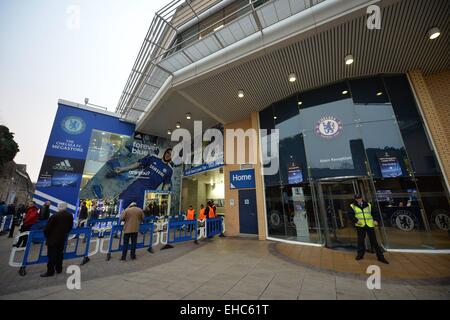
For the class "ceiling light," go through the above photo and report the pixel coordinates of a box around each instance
[238,90,244,98]
[273,116,277,120]
[345,54,354,65]
[376,92,383,96]
[213,25,224,32]
[176,122,181,129]
[342,90,348,95]
[298,101,303,106]
[167,129,172,135]
[428,27,441,40]
[186,113,191,120]
[289,73,297,82]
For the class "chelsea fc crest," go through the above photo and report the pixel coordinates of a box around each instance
[61,116,86,135]
[316,116,343,139]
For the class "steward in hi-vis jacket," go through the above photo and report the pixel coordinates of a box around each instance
[350,194,389,264]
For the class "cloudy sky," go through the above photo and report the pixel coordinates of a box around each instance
[0,0,170,181]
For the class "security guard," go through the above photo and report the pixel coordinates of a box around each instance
[198,204,206,220]
[186,205,195,221]
[350,194,389,264]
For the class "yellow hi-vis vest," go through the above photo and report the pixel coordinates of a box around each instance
[350,203,374,228]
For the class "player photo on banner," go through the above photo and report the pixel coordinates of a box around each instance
[79,131,182,211]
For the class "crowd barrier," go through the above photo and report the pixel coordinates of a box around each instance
[0,215,14,233]
[9,227,94,276]
[106,223,157,260]
[7,215,225,276]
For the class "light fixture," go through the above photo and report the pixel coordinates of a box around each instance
[298,101,303,106]
[342,90,348,95]
[376,91,383,96]
[213,24,224,32]
[167,129,172,135]
[186,113,191,120]
[238,90,244,98]
[345,54,354,65]
[289,73,297,82]
[428,27,441,40]
[176,122,181,129]
[273,116,277,120]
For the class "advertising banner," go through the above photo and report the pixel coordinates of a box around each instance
[34,102,182,215]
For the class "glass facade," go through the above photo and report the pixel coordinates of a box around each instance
[259,75,450,250]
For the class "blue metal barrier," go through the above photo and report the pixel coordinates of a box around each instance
[106,223,155,260]
[0,215,14,232]
[87,217,120,238]
[10,227,92,276]
[167,220,197,244]
[206,218,223,237]
[31,220,47,231]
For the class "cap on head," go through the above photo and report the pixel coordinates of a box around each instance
[58,202,68,211]
[354,194,363,200]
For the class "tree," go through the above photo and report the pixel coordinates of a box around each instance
[0,125,19,167]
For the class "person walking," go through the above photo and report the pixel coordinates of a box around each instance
[39,201,51,221]
[15,201,39,248]
[350,194,389,264]
[41,203,74,277]
[120,202,144,261]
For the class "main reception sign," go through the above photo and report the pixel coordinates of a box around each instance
[230,169,256,189]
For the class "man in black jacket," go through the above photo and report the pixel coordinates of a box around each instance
[41,202,74,277]
[39,201,51,221]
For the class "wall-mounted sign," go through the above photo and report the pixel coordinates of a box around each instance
[230,169,256,189]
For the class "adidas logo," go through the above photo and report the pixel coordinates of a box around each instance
[53,160,74,172]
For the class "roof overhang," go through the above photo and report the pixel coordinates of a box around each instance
[124,0,449,137]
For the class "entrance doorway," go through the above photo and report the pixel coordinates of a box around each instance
[316,177,378,250]
[239,189,258,234]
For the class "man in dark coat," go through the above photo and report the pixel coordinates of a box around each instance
[41,202,74,277]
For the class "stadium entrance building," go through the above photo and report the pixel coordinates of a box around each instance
[39,0,450,251]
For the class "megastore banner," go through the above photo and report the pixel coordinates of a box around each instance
[34,103,182,215]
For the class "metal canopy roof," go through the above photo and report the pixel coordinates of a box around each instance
[116,0,327,123]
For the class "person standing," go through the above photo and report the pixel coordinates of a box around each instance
[15,201,39,248]
[77,201,88,227]
[7,203,17,238]
[198,204,206,221]
[120,202,144,261]
[41,202,73,277]
[186,205,195,221]
[350,194,389,264]
[39,201,51,221]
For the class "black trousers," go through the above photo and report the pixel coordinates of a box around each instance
[47,243,65,275]
[121,233,138,260]
[356,226,384,259]
[16,225,32,247]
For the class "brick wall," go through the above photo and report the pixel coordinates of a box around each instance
[408,70,450,185]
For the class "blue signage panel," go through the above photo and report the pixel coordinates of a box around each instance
[34,103,135,214]
[230,169,256,189]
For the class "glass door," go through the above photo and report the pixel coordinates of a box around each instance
[317,177,375,249]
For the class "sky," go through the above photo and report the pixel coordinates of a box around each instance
[0,0,170,182]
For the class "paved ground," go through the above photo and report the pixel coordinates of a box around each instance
[0,234,449,300]
[275,242,450,282]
